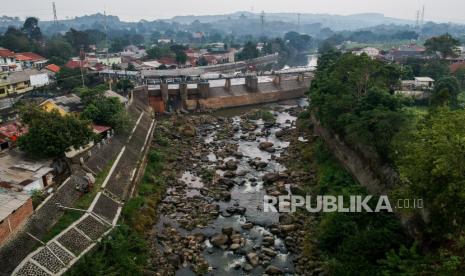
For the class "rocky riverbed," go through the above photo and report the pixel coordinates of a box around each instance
[149,99,323,275]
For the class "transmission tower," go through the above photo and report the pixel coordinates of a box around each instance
[421,5,425,26]
[260,11,265,35]
[415,9,420,29]
[297,13,301,32]
[52,2,58,31]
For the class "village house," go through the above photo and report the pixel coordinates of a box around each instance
[40,94,84,116]
[414,77,434,89]
[0,48,22,72]
[0,149,54,193]
[0,69,50,98]
[352,47,381,59]
[0,189,33,245]
[388,44,426,60]
[14,52,47,69]
[121,45,147,60]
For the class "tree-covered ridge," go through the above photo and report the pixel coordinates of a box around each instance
[309,49,465,274]
[310,52,408,159]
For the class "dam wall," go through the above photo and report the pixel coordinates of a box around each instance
[146,74,311,113]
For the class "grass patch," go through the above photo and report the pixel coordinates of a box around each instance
[42,160,114,242]
[248,109,276,123]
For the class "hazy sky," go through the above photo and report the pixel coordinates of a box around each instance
[2,0,465,23]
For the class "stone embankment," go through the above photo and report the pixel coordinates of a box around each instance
[9,92,155,276]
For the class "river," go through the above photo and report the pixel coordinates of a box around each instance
[152,98,310,275]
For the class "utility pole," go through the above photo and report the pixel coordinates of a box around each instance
[79,47,86,87]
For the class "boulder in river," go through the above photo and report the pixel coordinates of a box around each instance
[265,265,284,275]
[247,252,260,267]
[225,159,238,170]
[263,172,280,184]
[259,141,274,151]
[211,234,229,247]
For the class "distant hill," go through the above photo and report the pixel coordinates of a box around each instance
[170,11,414,30]
[1,12,464,40]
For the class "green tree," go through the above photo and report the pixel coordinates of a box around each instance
[22,17,42,41]
[396,108,465,239]
[0,27,35,52]
[44,36,73,65]
[175,51,187,65]
[56,68,85,91]
[237,41,259,60]
[18,107,94,158]
[79,86,130,133]
[310,52,408,160]
[454,67,465,89]
[116,79,134,93]
[430,76,460,108]
[126,63,136,71]
[424,33,460,58]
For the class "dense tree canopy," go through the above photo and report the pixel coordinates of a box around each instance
[310,52,407,159]
[424,33,460,58]
[430,77,461,108]
[79,86,130,132]
[396,108,465,238]
[18,107,94,158]
[237,41,259,60]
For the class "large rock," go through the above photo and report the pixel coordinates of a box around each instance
[247,252,260,267]
[259,141,274,150]
[265,265,284,275]
[263,172,280,184]
[262,247,277,257]
[225,159,238,170]
[222,227,233,236]
[180,124,196,137]
[211,234,229,247]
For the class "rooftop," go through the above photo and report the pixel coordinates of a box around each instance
[415,77,435,82]
[45,64,61,73]
[0,188,30,222]
[0,149,53,190]
[0,48,15,58]
[16,52,47,62]
[43,94,84,113]
[104,90,128,104]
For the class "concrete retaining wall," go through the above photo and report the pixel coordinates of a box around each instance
[189,88,306,110]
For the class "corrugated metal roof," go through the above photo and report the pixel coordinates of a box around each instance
[0,189,30,221]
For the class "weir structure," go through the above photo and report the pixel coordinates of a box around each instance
[141,72,313,113]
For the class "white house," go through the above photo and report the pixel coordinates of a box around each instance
[414,77,434,89]
[0,48,22,72]
[352,47,381,59]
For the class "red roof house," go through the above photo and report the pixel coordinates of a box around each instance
[45,64,61,73]
[450,62,465,74]
[0,48,15,58]
[65,60,89,69]
[16,52,46,62]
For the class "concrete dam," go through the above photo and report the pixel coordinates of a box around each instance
[139,73,312,113]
